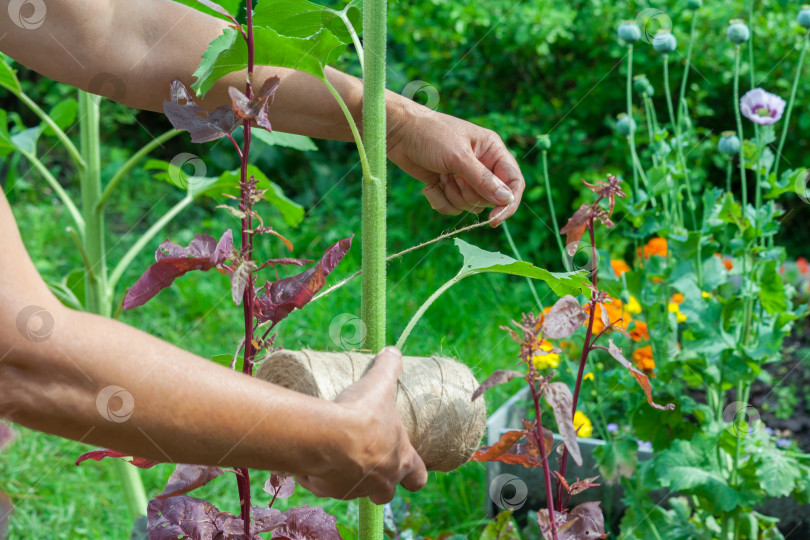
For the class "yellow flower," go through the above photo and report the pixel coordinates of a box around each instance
[532,339,560,370]
[701,291,712,299]
[626,295,642,315]
[583,372,594,381]
[573,411,593,438]
[667,302,687,323]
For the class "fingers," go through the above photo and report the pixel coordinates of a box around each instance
[336,346,403,405]
[450,151,515,208]
[399,450,428,493]
[423,183,462,215]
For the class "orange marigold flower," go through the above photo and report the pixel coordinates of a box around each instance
[652,277,664,284]
[714,253,733,270]
[632,345,655,373]
[798,257,809,275]
[671,292,684,304]
[639,237,668,259]
[584,298,632,334]
[611,259,631,277]
[630,320,649,341]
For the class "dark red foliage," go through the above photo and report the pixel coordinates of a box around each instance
[254,236,353,324]
[123,230,233,309]
[542,295,588,339]
[472,369,524,401]
[158,464,225,499]
[264,475,295,500]
[164,80,241,143]
[147,496,286,539]
[272,505,342,540]
[559,204,592,256]
[75,449,161,469]
[471,430,544,468]
[229,77,280,132]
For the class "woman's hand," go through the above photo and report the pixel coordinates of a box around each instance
[387,97,525,226]
[295,347,427,504]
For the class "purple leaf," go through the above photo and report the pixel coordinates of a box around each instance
[252,506,285,533]
[568,476,600,496]
[75,449,161,469]
[559,204,593,256]
[123,230,233,309]
[264,475,295,500]
[608,339,676,411]
[0,423,13,451]
[254,236,353,325]
[537,501,607,540]
[158,464,224,499]
[272,505,341,540]
[147,495,223,540]
[542,382,582,466]
[230,260,257,306]
[229,77,280,132]
[164,79,241,143]
[472,369,524,401]
[542,295,587,339]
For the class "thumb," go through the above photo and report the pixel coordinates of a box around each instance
[335,346,403,404]
[452,154,514,206]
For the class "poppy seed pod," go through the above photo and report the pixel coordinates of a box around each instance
[799,6,810,28]
[634,75,654,97]
[727,20,751,44]
[686,0,703,9]
[616,114,636,136]
[718,131,741,155]
[618,21,641,43]
[536,134,552,150]
[653,31,677,53]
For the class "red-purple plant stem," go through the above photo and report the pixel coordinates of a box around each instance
[237,2,257,534]
[529,374,558,540]
[555,220,599,509]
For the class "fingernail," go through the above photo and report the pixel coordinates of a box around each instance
[495,186,514,204]
[382,346,402,358]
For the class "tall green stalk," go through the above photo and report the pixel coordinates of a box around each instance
[733,47,747,209]
[77,91,148,519]
[359,0,387,535]
[626,45,639,198]
[774,30,808,180]
[663,54,695,229]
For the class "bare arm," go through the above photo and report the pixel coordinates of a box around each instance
[0,192,425,503]
[0,0,525,224]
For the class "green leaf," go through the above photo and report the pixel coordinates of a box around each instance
[594,437,638,484]
[192,26,345,97]
[757,260,787,315]
[218,166,305,227]
[171,0,241,19]
[210,353,243,371]
[454,239,589,297]
[250,128,317,151]
[0,56,21,95]
[41,99,78,136]
[756,449,800,498]
[253,0,361,43]
[11,127,40,154]
[479,510,521,540]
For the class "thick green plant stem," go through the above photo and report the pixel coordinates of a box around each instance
[359,0,388,535]
[502,221,543,311]
[774,31,808,180]
[77,91,148,519]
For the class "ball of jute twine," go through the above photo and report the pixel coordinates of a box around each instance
[255,349,487,472]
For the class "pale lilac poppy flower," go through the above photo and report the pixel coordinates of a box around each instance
[740,88,786,125]
[776,438,790,448]
[637,440,653,452]
[607,423,620,433]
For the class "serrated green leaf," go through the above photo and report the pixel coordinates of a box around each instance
[253,0,360,43]
[0,56,20,95]
[41,99,78,136]
[172,0,241,19]
[192,26,345,97]
[454,239,589,297]
[250,127,317,151]
[757,260,787,315]
[479,510,521,540]
[756,449,800,498]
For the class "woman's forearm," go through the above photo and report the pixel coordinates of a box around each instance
[0,0,399,142]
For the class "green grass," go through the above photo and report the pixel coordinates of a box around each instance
[1,166,550,538]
